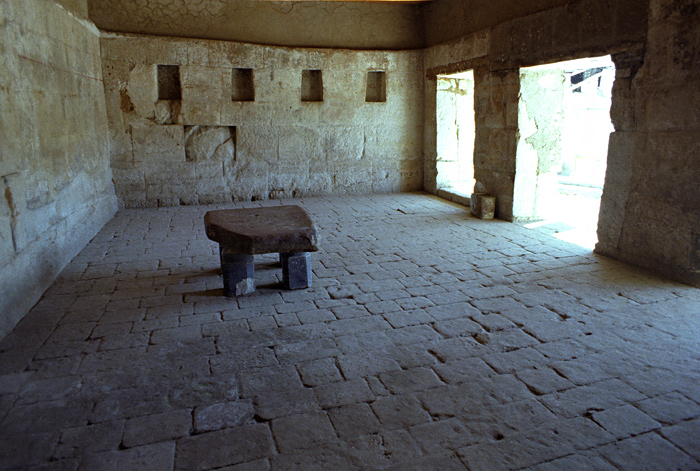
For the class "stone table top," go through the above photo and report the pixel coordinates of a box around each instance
[204,205,320,254]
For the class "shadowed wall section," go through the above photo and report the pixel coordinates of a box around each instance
[0,0,118,339]
[596,0,700,286]
[89,0,425,50]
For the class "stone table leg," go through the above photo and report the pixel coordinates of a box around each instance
[220,247,255,297]
[280,252,312,290]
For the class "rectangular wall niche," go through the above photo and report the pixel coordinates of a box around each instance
[157,65,181,100]
[301,69,323,102]
[366,71,387,102]
[231,68,255,101]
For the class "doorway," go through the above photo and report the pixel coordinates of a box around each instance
[435,70,475,197]
[516,56,615,249]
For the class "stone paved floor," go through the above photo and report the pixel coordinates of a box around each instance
[1,193,699,471]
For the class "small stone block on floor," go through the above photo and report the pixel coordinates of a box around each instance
[281,252,312,290]
[470,193,496,219]
[221,250,255,297]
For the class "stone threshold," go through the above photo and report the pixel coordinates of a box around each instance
[436,188,471,207]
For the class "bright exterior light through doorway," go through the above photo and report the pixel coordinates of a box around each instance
[435,70,475,197]
[518,56,615,250]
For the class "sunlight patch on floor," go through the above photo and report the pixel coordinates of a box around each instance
[524,185,601,250]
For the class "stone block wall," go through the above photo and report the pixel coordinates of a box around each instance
[423,0,648,221]
[423,0,700,286]
[596,0,700,286]
[466,0,647,222]
[472,67,521,220]
[0,0,118,339]
[101,34,424,208]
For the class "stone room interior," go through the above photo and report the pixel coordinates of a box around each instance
[1,0,699,469]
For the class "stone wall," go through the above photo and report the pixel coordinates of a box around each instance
[0,0,118,339]
[89,0,424,50]
[596,0,700,286]
[101,34,424,208]
[423,0,573,46]
[423,0,700,286]
[423,0,649,220]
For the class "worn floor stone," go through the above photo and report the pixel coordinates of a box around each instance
[1,193,699,470]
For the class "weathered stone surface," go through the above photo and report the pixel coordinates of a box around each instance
[184,125,234,162]
[221,252,255,297]
[596,10,700,284]
[175,424,275,470]
[123,410,192,448]
[591,404,661,439]
[422,0,700,287]
[204,206,320,254]
[271,411,338,453]
[193,400,255,433]
[100,35,424,207]
[79,442,175,471]
[3,0,700,468]
[370,394,432,430]
[0,0,118,340]
[281,252,313,290]
[328,403,382,438]
[470,193,496,219]
[253,387,320,420]
[2,194,700,470]
[598,433,699,471]
[132,125,186,164]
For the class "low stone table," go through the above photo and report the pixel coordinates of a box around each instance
[204,205,320,297]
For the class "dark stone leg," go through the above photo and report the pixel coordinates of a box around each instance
[221,248,255,297]
[281,252,312,290]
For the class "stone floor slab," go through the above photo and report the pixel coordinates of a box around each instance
[0,193,699,470]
